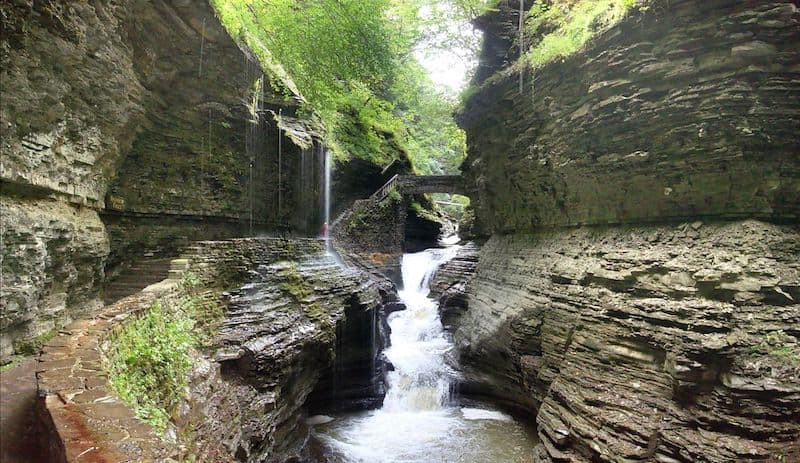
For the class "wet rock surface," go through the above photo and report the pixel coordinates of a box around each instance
[192,255,386,462]
[454,2,800,461]
[32,238,391,462]
[332,195,446,284]
[430,241,480,330]
[0,358,63,463]
[0,0,320,358]
[439,221,800,462]
[461,0,800,234]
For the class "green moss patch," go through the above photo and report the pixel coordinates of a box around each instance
[522,0,640,70]
[750,330,800,368]
[15,328,58,356]
[277,264,333,340]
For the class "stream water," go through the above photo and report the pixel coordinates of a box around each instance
[315,246,538,462]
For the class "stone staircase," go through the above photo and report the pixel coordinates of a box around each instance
[103,257,173,305]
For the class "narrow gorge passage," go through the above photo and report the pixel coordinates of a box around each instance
[2,0,798,461]
[315,246,538,462]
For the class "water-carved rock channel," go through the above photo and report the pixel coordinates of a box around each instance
[2,0,798,461]
[315,246,538,462]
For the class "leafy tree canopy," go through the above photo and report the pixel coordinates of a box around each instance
[212,0,493,174]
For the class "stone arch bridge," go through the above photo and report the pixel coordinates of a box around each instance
[370,174,466,201]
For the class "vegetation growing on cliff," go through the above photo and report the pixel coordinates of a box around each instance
[106,302,194,431]
[522,0,640,69]
[463,0,643,97]
[277,264,334,340]
[105,274,223,432]
[211,0,479,174]
[751,330,800,368]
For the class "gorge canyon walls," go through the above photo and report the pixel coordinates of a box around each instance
[461,0,798,232]
[0,0,323,358]
[447,1,800,461]
[35,237,388,462]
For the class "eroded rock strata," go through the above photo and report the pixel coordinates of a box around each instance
[447,1,800,461]
[0,0,321,358]
[36,238,389,462]
[176,239,388,462]
[461,0,799,233]
[438,222,799,461]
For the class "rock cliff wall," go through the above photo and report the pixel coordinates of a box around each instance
[460,0,799,233]
[332,195,445,283]
[0,0,321,358]
[37,238,388,462]
[440,223,799,461]
[175,238,388,462]
[450,1,800,461]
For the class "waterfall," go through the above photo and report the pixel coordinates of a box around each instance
[315,244,538,462]
[244,61,268,234]
[323,149,332,251]
[382,247,460,411]
[299,147,309,232]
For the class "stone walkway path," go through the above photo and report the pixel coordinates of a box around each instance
[0,357,61,462]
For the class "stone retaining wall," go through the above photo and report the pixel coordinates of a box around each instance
[37,238,380,462]
[37,280,180,462]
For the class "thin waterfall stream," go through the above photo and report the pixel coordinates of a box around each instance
[315,245,538,462]
[323,149,332,252]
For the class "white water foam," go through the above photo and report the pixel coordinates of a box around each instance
[461,407,513,422]
[317,245,538,462]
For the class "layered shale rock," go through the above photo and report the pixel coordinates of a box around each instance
[0,196,108,356]
[460,0,800,234]
[179,242,387,462]
[0,0,317,358]
[446,222,799,462]
[452,1,800,461]
[430,241,480,330]
[332,196,445,283]
[37,238,389,462]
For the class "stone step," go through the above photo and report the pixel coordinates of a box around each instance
[104,257,174,305]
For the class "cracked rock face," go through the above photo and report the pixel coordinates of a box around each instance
[0,196,108,358]
[179,252,386,462]
[460,0,800,234]
[452,2,800,460]
[0,0,285,357]
[437,221,799,462]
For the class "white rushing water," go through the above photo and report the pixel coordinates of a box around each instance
[382,246,461,412]
[323,148,332,253]
[316,246,538,462]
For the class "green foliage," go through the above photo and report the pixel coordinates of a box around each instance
[0,357,22,373]
[345,209,372,234]
[106,302,194,431]
[432,193,470,221]
[211,0,469,174]
[410,199,444,225]
[388,189,403,204]
[106,273,223,432]
[523,0,640,69]
[180,271,201,292]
